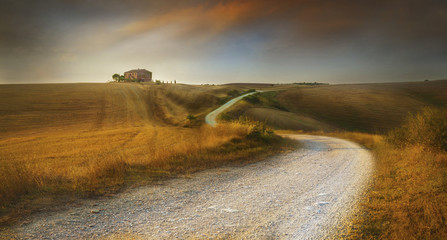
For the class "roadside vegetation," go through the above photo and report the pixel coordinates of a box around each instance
[326,107,447,239]
[0,83,294,226]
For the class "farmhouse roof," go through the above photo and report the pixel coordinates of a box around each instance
[124,69,152,73]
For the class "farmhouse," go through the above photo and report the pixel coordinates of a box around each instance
[124,69,152,82]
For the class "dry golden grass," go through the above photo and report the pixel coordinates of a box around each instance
[0,83,164,134]
[338,142,447,240]
[277,80,447,133]
[326,132,383,150]
[330,108,447,239]
[0,124,248,202]
[100,233,142,240]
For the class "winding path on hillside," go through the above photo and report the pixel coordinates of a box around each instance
[3,92,373,239]
[4,135,373,239]
[205,91,258,126]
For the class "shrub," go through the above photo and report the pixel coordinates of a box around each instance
[186,114,197,121]
[243,93,261,104]
[387,107,447,151]
[218,97,231,105]
[258,91,288,111]
[227,90,240,97]
[218,113,232,122]
[236,116,274,142]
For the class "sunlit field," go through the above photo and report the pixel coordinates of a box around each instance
[0,124,248,201]
[227,80,447,133]
[0,83,292,225]
[326,108,447,239]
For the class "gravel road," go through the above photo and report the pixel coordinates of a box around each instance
[2,134,373,239]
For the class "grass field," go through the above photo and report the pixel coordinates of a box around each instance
[326,108,447,239]
[277,80,447,133]
[223,80,447,133]
[0,83,294,225]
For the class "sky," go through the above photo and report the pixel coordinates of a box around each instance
[1,0,446,85]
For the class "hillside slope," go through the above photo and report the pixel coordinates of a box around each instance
[224,80,447,133]
[0,84,162,135]
[0,83,255,135]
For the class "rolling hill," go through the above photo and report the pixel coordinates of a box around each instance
[224,80,447,133]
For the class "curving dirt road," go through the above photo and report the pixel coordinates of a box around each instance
[3,134,373,239]
[205,91,258,127]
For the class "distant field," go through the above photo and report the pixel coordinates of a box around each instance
[0,83,248,134]
[225,80,447,133]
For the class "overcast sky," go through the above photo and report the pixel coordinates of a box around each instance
[1,0,446,84]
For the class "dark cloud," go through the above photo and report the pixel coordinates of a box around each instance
[3,0,447,49]
[1,0,446,83]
